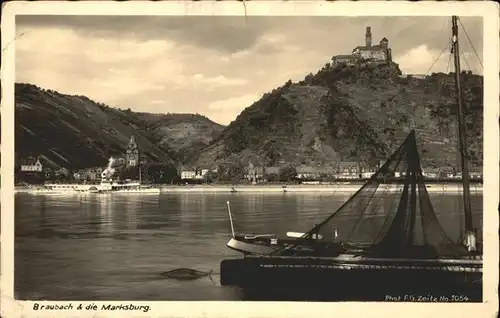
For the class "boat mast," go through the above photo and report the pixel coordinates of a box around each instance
[451,16,474,240]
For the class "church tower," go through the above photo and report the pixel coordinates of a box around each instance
[125,135,139,167]
[365,26,372,47]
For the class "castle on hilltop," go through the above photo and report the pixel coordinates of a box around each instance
[331,26,392,66]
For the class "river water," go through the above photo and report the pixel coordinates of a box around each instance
[14,191,483,301]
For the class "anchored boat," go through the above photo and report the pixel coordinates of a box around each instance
[220,16,482,292]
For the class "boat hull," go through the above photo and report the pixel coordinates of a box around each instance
[27,183,161,194]
[220,256,482,300]
[226,238,281,255]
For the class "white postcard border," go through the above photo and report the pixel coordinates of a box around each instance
[1,1,499,317]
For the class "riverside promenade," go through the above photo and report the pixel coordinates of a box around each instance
[158,183,483,194]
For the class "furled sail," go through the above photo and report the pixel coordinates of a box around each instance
[284,130,469,258]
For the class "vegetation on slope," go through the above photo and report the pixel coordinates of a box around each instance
[14,83,223,170]
[136,112,224,163]
[194,61,483,170]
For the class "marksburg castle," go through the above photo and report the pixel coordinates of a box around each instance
[331,26,393,66]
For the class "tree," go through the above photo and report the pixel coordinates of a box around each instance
[217,162,244,183]
[204,171,218,184]
[278,165,297,182]
[119,166,139,180]
[146,163,180,184]
[263,173,279,183]
[319,173,329,182]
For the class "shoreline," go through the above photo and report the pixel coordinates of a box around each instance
[15,183,483,194]
[159,184,483,193]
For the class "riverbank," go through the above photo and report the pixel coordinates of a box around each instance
[159,184,483,193]
[15,183,483,194]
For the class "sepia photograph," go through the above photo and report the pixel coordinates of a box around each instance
[1,1,499,317]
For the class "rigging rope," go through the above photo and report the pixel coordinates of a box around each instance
[425,41,451,76]
[421,18,451,76]
[457,17,483,69]
[461,51,474,73]
[426,17,482,76]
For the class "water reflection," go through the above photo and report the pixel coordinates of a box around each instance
[15,192,482,300]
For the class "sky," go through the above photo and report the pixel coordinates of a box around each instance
[16,16,483,125]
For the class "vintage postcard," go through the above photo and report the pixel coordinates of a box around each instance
[1,0,499,317]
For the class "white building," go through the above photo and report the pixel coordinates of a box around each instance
[181,170,196,180]
[21,157,43,172]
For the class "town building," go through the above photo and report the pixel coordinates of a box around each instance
[180,166,212,180]
[469,167,483,180]
[360,170,376,180]
[73,167,104,182]
[245,161,267,183]
[296,166,324,180]
[421,168,440,180]
[181,170,196,180]
[331,26,392,67]
[334,161,359,179]
[20,157,43,172]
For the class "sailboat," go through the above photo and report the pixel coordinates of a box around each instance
[220,16,482,288]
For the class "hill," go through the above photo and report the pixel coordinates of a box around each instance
[193,62,483,170]
[136,112,224,164]
[14,83,223,169]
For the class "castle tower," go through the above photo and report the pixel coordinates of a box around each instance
[380,37,389,49]
[379,37,391,62]
[365,26,372,47]
[125,135,139,167]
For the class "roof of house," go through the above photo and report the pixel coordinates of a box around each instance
[332,54,355,60]
[21,157,41,166]
[337,161,358,169]
[246,166,265,173]
[296,166,324,174]
[440,167,455,172]
[264,167,280,174]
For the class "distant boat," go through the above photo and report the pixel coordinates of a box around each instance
[32,180,161,194]
[31,165,160,194]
